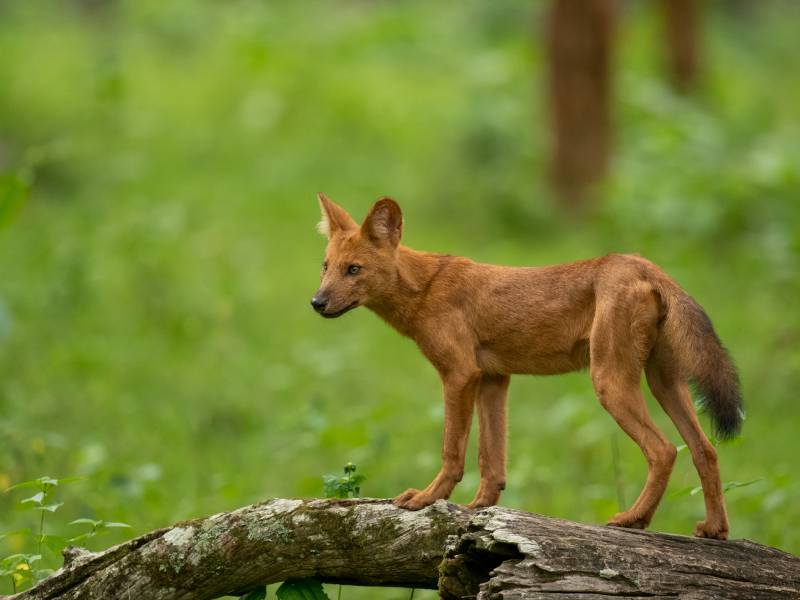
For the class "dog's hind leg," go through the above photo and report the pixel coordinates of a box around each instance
[590,282,676,530]
[646,346,729,539]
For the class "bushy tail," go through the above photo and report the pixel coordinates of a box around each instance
[657,283,744,440]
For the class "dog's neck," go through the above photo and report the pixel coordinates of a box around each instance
[366,245,450,337]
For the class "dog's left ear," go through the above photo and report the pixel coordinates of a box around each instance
[362,197,403,248]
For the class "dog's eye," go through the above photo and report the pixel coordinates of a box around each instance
[322,262,328,273]
[347,264,361,275]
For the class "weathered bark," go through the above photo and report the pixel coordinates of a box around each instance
[662,0,701,92]
[547,0,616,211]
[440,509,800,599]
[7,499,800,600]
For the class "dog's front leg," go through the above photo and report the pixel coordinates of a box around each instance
[394,371,479,510]
[468,373,510,508]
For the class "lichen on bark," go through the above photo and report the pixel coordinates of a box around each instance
[9,499,800,600]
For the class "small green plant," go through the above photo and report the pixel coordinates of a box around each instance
[6,476,77,557]
[239,576,332,599]
[322,463,365,499]
[0,553,40,593]
[1,475,130,593]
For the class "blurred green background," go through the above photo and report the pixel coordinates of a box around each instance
[1,0,798,597]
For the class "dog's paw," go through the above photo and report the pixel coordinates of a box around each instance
[393,488,419,505]
[466,492,501,509]
[393,488,435,510]
[607,511,649,530]
[466,481,504,509]
[694,520,729,540]
[466,499,493,509]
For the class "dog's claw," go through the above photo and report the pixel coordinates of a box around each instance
[694,520,729,540]
[607,511,649,530]
[393,488,419,505]
[393,488,436,510]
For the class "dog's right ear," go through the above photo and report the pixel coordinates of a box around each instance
[317,193,357,238]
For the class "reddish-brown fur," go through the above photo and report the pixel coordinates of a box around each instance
[312,194,742,540]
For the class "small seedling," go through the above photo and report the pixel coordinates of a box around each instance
[6,476,79,557]
[322,463,365,499]
[313,463,369,599]
[1,474,125,593]
[0,553,41,593]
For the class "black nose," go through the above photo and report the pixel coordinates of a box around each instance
[311,295,328,313]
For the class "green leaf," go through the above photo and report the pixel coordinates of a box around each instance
[42,535,68,554]
[6,475,81,493]
[69,518,102,528]
[21,492,45,506]
[322,474,342,498]
[67,519,131,542]
[51,476,84,486]
[0,528,31,541]
[0,555,24,576]
[0,172,29,230]
[32,502,64,513]
[5,479,39,493]
[37,476,59,489]
[0,553,41,576]
[1,554,41,565]
[277,578,330,600]
[723,478,762,493]
[673,480,760,500]
[322,463,366,499]
[102,522,131,529]
[239,587,267,600]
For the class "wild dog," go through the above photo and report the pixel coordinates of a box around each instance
[311,193,742,540]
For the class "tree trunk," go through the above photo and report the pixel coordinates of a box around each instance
[662,0,701,92]
[547,0,616,211]
[7,499,799,600]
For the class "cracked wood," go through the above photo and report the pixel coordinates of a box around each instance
[4,499,798,600]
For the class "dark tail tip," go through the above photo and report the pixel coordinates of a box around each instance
[692,370,744,441]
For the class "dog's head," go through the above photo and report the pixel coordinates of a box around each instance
[311,193,403,318]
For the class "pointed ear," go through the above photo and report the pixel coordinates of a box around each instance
[362,197,403,247]
[317,193,357,238]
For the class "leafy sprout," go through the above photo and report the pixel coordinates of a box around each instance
[322,463,365,499]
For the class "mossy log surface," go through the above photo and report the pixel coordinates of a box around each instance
[6,498,800,599]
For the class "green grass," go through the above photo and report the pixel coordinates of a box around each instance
[1,1,799,597]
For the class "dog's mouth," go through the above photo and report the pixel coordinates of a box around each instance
[320,301,359,319]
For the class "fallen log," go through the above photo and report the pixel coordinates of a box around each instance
[7,498,799,599]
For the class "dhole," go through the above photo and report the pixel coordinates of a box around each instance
[311,194,742,540]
